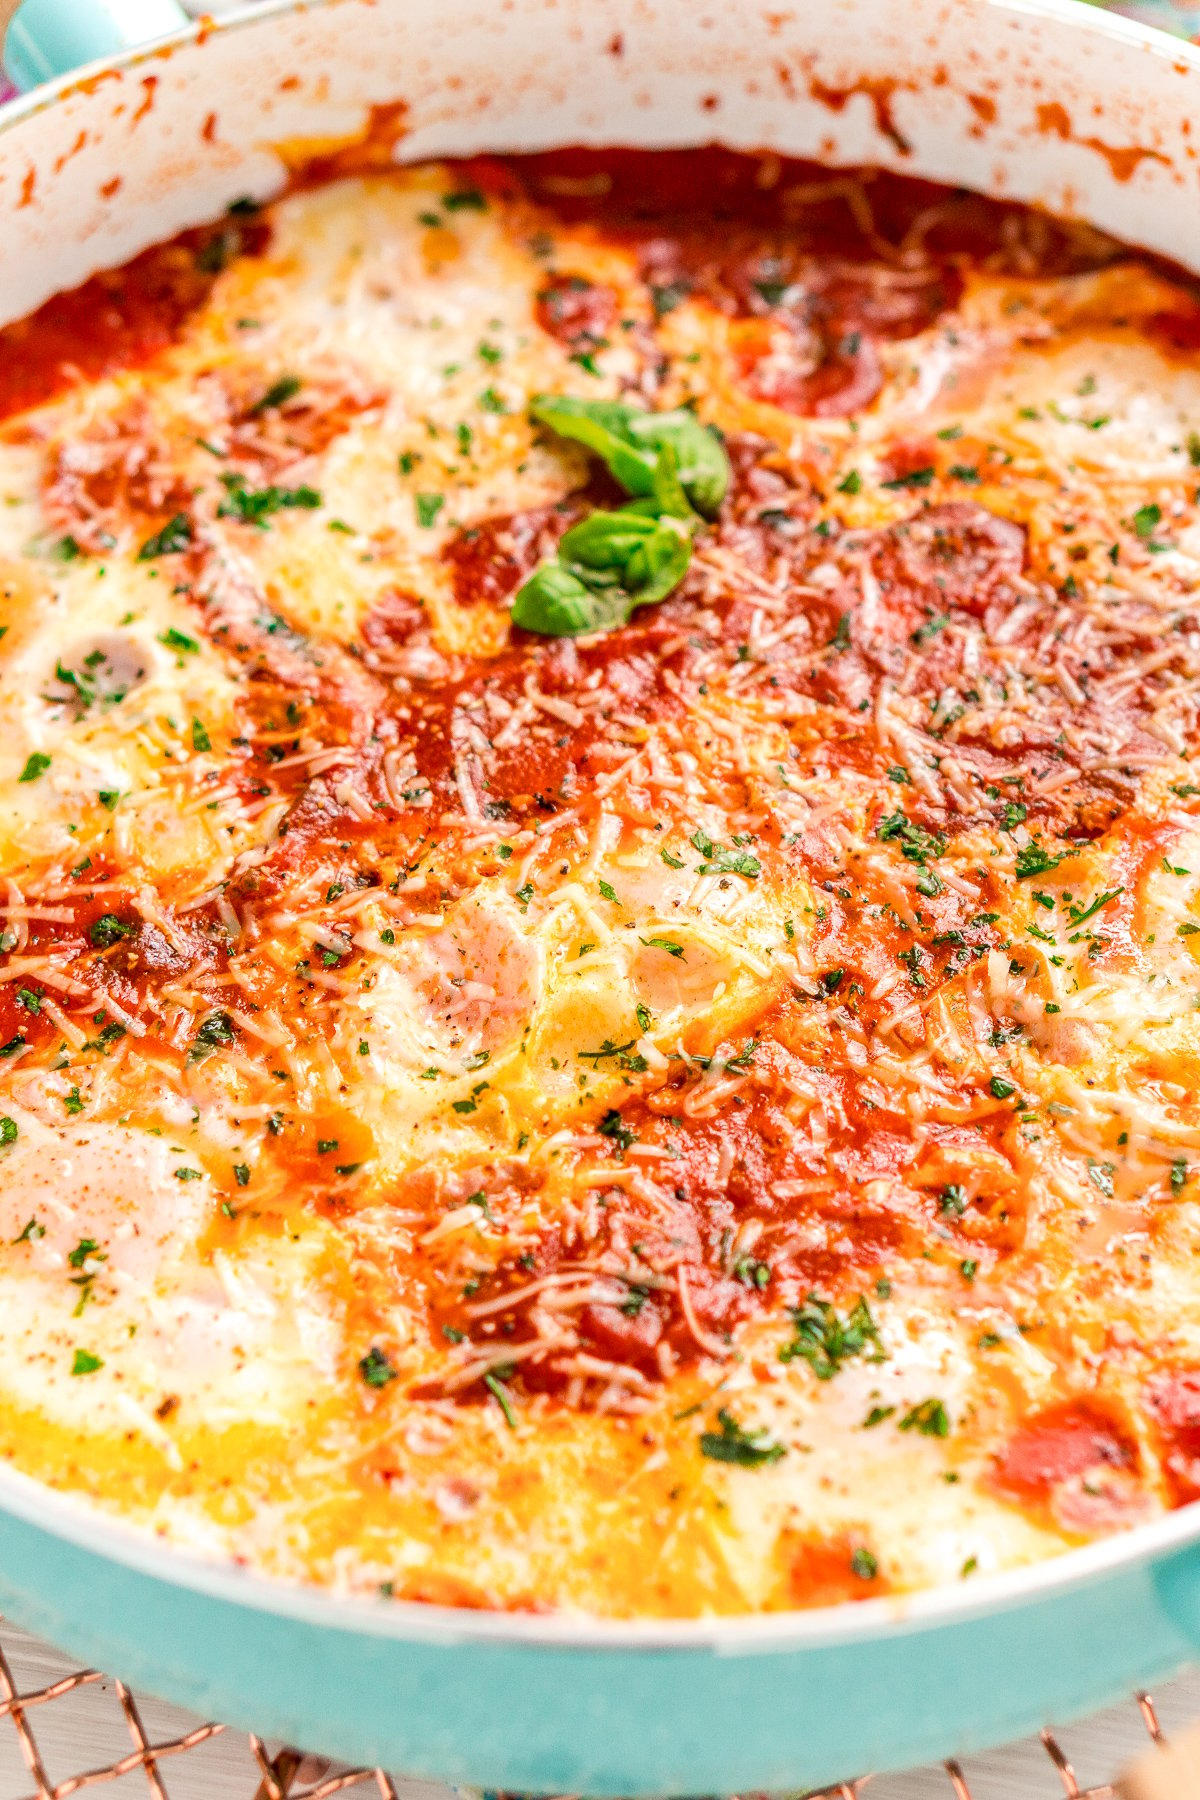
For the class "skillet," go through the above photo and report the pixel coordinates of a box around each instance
[0,0,1199,1787]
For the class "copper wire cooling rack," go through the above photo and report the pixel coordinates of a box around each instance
[0,1619,1197,1800]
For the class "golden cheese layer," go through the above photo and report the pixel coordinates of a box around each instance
[1,150,1199,1615]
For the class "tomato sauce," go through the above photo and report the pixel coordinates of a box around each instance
[5,141,1200,1576]
[442,500,587,611]
[0,143,1131,432]
[0,212,269,424]
[535,273,618,352]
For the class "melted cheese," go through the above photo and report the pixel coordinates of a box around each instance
[0,155,1199,1615]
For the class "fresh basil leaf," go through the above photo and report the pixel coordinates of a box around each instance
[642,436,693,521]
[557,508,663,570]
[619,514,692,604]
[514,509,693,637]
[138,514,193,560]
[530,395,659,499]
[510,562,629,637]
[530,394,729,517]
[561,509,692,605]
[516,395,722,636]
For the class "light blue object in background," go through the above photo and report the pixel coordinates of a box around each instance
[1072,0,1199,39]
[1108,2,1200,39]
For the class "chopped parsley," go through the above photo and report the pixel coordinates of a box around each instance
[1087,1159,1115,1198]
[248,374,302,415]
[137,514,193,559]
[359,1346,398,1388]
[452,1081,490,1115]
[650,280,691,318]
[699,1407,786,1468]
[89,914,134,949]
[577,1037,646,1073]
[1132,501,1162,539]
[898,1397,950,1437]
[218,471,321,526]
[158,627,200,654]
[484,1371,518,1428]
[690,827,761,879]
[877,811,944,863]
[779,1293,884,1380]
[881,466,935,490]
[1067,888,1123,927]
[912,612,950,646]
[188,1010,235,1064]
[876,809,944,892]
[597,1108,637,1156]
[1015,842,1068,879]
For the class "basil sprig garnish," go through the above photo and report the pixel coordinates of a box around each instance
[530,395,730,518]
[516,509,692,635]
[512,396,729,636]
